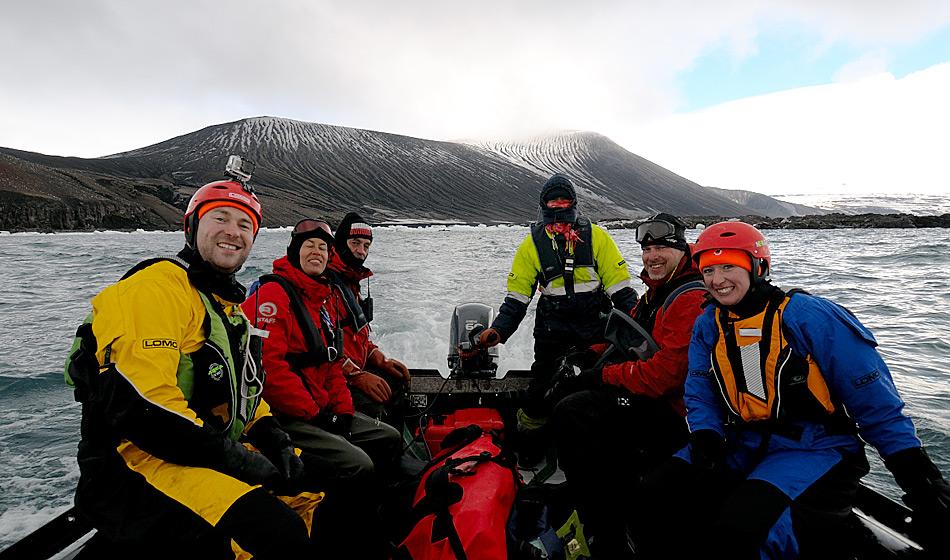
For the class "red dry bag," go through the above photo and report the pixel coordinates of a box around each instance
[395,425,519,560]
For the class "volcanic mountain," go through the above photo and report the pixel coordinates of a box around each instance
[0,117,809,231]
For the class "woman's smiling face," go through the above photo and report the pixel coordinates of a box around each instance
[701,263,751,307]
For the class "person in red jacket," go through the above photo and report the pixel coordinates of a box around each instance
[326,212,410,422]
[242,219,401,485]
[549,213,707,559]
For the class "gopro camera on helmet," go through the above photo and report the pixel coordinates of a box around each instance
[225,155,255,184]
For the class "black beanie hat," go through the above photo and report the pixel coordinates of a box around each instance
[539,173,577,205]
[287,219,334,271]
[637,212,689,253]
[334,212,373,269]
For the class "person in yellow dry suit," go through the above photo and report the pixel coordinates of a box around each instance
[66,168,374,558]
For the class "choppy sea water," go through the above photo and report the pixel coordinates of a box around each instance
[0,226,948,549]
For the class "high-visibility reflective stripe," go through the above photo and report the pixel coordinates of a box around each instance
[540,278,602,297]
[605,279,632,296]
[506,291,532,304]
[739,343,767,400]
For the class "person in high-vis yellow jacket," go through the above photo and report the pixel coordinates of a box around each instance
[475,173,639,433]
[67,173,369,558]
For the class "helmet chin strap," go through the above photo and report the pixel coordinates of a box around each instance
[184,213,199,248]
[753,257,770,283]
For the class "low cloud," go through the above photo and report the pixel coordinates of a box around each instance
[1,1,949,197]
[623,63,950,195]
[834,50,893,82]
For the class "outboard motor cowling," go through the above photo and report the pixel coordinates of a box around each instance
[447,303,499,378]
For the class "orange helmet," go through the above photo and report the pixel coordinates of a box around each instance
[183,180,262,247]
[692,221,770,279]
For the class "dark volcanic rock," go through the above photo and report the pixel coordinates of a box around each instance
[0,117,797,232]
[0,152,181,231]
[652,214,950,230]
[747,213,950,229]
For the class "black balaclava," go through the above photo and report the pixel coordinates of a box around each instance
[539,173,578,224]
[334,212,373,270]
[177,245,247,303]
[728,280,782,319]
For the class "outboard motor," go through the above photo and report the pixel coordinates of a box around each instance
[447,303,499,379]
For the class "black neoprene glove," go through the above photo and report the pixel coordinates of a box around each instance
[577,367,603,388]
[610,286,639,315]
[246,417,305,489]
[314,410,354,440]
[689,430,726,471]
[545,365,603,405]
[884,447,950,552]
[218,437,281,487]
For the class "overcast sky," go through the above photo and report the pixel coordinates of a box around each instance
[2,1,950,196]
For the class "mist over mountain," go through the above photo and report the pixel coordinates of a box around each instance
[1,117,809,232]
[706,186,822,217]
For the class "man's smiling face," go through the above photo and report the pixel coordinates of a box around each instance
[196,206,254,273]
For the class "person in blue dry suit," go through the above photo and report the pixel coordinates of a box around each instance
[631,221,950,559]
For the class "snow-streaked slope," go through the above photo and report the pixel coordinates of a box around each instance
[109,117,555,224]
[471,131,751,217]
[707,186,826,217]
[2,116,786,230]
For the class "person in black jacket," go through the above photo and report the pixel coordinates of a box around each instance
[473,173,639,463]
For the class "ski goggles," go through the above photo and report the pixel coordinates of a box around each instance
[635,219,682,244]
[292,219,334,240]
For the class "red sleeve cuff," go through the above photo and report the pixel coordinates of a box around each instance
[602,362,625,386]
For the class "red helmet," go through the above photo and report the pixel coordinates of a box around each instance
[692,221,771,278]
[183,180,263,246]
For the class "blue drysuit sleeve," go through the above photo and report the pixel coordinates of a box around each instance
[782,295,921,457]
[684,306,728,437]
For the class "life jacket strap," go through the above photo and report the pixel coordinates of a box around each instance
[563,256,575,297]
[258,274,340,364]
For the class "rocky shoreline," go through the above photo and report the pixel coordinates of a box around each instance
[606,213,950,230]
[4,212,950,234]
